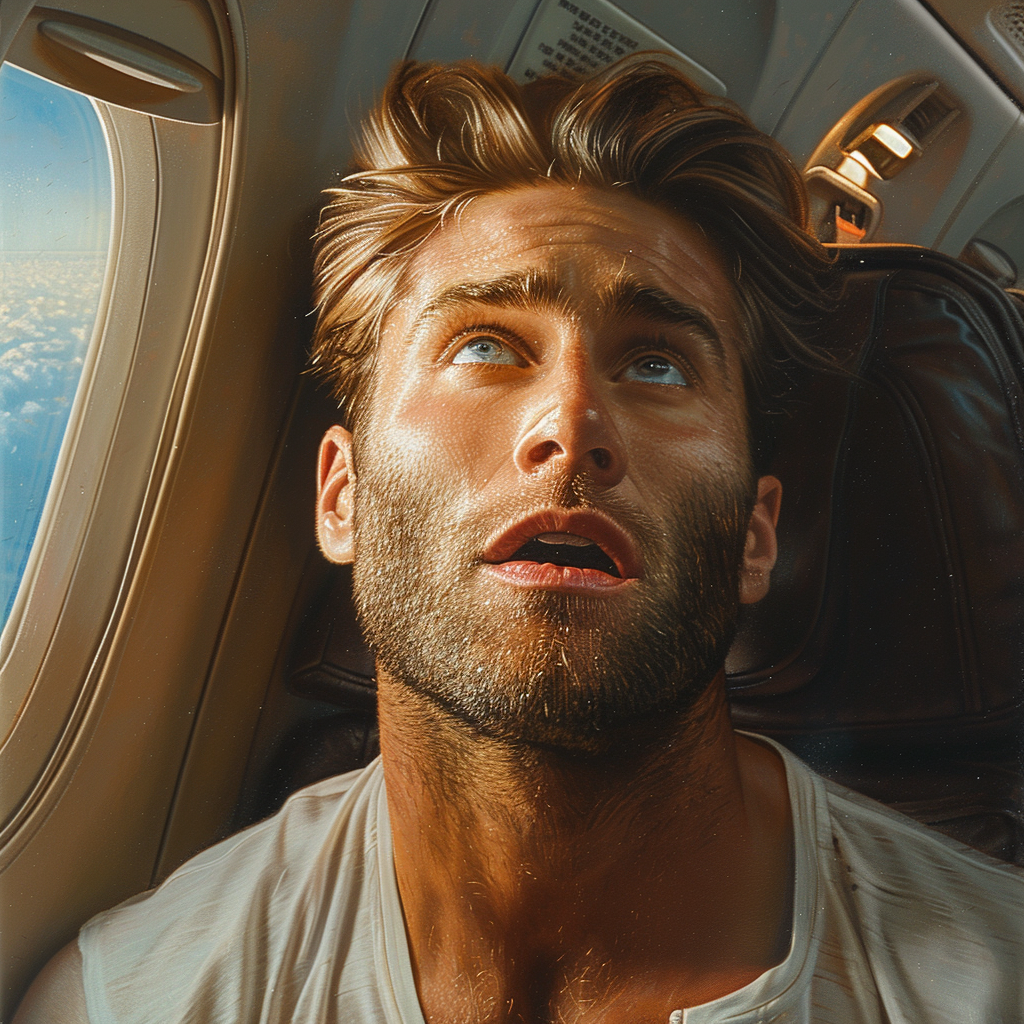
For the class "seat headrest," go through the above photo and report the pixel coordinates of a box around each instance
[728,245,1024,752]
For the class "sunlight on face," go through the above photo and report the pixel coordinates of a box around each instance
[350,185,756,750]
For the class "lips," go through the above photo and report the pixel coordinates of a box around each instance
[481,509,643,584]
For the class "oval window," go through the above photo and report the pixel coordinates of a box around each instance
[0,63,112,625]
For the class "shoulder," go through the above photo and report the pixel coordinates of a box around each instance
[12,941,88,1024]
[108,762,379,911]
[817,772,1024,1016]
[757,738,1024,1018]
[78,761,384,1024]
[110,758,381,911]
[188,761,379,875]
[821,774,1024,912]
[756,735,1024,920]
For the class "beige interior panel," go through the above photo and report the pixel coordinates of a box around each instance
[1,0,433,1011]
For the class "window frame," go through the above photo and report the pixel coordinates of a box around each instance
[0,45,237,866]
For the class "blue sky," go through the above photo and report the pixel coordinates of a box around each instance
[0,63,111,252]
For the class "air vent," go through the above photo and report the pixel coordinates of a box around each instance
[991,2,1024,54]
[901,88,958,147]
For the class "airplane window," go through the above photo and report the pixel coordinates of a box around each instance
[0,63,112,625]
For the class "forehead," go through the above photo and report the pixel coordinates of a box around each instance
[389,184,740,336]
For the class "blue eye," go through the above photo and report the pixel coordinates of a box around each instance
[452,336,520,365]
[622,356,689,387]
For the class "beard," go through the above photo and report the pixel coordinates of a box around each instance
[351,448,754,753]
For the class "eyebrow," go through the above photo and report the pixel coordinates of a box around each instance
[410,268,727,372]
[410,269,572,335]
[597,279,727,371]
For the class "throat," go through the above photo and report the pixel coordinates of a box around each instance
[379,679,794,1024]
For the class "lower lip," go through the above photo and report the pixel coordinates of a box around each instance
[483,561,635,592]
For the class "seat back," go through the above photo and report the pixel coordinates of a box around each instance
[728,246,1024,862]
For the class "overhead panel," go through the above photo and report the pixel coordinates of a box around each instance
[408,0,878,138]
[407,0,779,104]
[776,0,1021,250]
[3,0,223,122]
[924,0,1024,109]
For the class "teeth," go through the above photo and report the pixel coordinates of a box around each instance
[535,532,595,547]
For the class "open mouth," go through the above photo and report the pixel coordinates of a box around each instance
[481,511,642,590]
[509,533,621,577]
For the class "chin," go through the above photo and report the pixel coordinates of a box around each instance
[372,592,736,755]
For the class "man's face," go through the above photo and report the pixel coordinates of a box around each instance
[318,184,780,751]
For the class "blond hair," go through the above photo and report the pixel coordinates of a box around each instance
[311,58,838,467]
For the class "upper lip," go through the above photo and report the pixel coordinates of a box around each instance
[481,509,643,579]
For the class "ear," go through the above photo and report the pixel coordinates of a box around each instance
[739,475,782,605]
[316,424,356,564]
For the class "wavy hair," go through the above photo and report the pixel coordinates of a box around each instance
[311,58,839,469]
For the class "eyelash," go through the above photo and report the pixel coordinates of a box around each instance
[446,325,528,362]
[618,341,700,387]
[443,325,700,385]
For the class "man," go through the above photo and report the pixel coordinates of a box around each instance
[16,57,1023,1024]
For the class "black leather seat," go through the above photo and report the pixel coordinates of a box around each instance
[728,245,1024,864]
[258,245,1024,865]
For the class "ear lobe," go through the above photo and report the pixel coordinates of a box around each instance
[739,475,782,605]
[317,425,356,565]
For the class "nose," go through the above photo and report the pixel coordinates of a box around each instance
[512,359,627,489]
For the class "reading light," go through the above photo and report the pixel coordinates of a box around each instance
[837,153,875,188]
[871,123,914,159]
[846,122,919,179]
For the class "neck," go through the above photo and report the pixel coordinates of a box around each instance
[378,672,794,1024]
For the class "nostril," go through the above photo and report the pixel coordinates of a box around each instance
[590,448,612,471]
[528,439,563,464]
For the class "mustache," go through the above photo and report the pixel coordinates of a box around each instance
[354,457,655,543]
[352,452,757,591]
[469,480,665,573]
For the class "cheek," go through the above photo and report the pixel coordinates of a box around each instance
[618,404,752,489]
[375,387,522,492]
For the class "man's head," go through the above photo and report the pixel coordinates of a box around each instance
[312,59,835,752]
[310,58,837,466]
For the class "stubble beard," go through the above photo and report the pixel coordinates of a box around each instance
[351,450,754,754]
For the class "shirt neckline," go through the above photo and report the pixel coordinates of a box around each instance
[373,734,828,1024]
[374,769,429,1024]
[679,734,828,1023]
